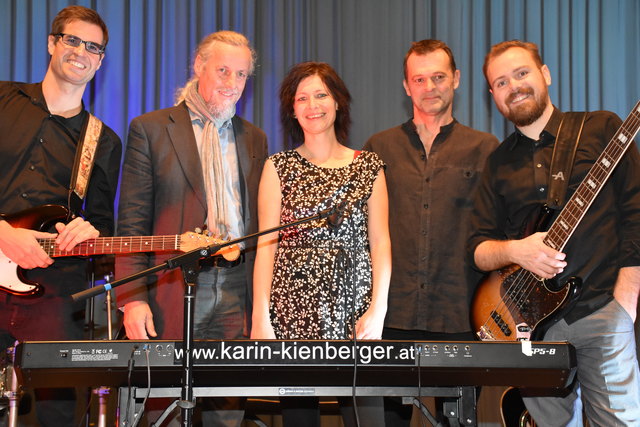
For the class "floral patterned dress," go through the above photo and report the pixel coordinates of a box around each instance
[269,149,384,339]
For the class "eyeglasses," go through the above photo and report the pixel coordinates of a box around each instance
[54,33,105,55]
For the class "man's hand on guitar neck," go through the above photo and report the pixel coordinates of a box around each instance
[0,220,55,269]
[54,217,99,251]
[0,217,100,270]
[123,301,158,339]
[475,232,567,279]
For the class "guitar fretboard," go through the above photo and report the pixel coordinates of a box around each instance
[544,102,640,251]
[38,235,180,257]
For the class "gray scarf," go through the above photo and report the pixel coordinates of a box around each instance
[184,82,231,238]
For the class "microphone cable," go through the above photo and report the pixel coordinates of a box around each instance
[330,198,361,427]
[123,344,138,426]
[123,343,152,427]
[346,200,361,427]
[130,344,151,427]
[349,280,361,426]
[413,344,440,426]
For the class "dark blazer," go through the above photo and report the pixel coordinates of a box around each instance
[116,102,268,338]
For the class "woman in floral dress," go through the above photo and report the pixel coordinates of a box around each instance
[251,62,391,426]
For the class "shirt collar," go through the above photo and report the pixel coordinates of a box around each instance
[507,105,563,150]
[402,117,458,137]
[16,81,87,116]
[189,110,234,130]
[15,82,47,110]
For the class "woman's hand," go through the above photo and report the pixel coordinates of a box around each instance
[354,305,386,339]
[250,318,277,339]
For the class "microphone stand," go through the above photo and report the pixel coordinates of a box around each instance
[71,206,338,427]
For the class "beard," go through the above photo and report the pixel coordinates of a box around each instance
[500,87,549,127]
[207,98,237,123]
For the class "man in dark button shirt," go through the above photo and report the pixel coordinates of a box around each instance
[470,40,640,425]
[0,6,121,426]
[364,39,499,426]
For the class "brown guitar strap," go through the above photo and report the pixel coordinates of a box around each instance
[68,113,104,216]
[547,112,587,209]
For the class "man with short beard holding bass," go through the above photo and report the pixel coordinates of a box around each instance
[469,40,640,426]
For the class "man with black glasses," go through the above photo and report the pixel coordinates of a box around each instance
[0,6,121,426]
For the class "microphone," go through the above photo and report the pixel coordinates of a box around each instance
[327,201,348,229]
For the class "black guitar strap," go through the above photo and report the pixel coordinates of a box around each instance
[68,113,104,217]
[547,112,587,209]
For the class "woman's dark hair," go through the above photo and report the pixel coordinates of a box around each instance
[279,62,351,145]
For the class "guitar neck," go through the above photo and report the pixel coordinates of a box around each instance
[38,235,181,257]
[544,102,640,251]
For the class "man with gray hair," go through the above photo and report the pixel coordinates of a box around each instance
[116,30,268,425]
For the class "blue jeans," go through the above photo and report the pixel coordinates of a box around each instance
[524,299,640,426]
[193,263,246,339]
[196,264,246,427]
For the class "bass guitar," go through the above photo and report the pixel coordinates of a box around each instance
[471,100,640,341]
[0,204,238,297]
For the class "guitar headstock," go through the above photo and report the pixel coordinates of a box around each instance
[179,232,240,261]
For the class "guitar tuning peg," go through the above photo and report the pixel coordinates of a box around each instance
[194,227,202,234]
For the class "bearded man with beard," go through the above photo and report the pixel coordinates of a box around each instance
[116,30,267,426]
[468,40,640,425]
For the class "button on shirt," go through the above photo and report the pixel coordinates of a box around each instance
[365,119,499,332]
[190,112,244,243]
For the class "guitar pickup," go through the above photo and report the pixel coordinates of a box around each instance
[490,311,513,337]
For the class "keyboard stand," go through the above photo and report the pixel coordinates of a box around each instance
[117,385,477,426]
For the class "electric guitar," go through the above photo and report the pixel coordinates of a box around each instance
[471,100,640,341]
[0,204,238,297]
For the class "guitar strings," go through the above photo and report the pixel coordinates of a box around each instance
[482,266,537,339]
[37,235,183,257]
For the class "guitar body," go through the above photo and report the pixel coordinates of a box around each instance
[0,204,69,231]
[471,266,581,341]
[0,257,43,297]
[0,205,70,297]
[471,205,582,341]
